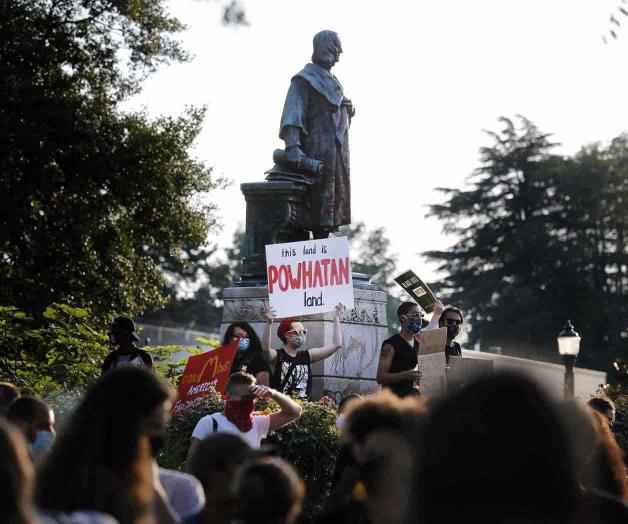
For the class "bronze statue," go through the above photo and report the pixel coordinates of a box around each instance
[266,30,354,239]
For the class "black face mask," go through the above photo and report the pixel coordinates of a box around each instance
[447,324,461,339]
[149,435,165,458]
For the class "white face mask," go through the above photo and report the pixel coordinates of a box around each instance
[291,333,306,348]
[30,430,55,459]
[335,413,346,432]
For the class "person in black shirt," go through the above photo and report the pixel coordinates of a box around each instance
[101,316,154,374]
[223,322,271,386]
[376,301,444,397]
[437,306,464,364]
[376,302,423,397]
[262,303,346,399]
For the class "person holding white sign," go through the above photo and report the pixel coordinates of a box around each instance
[262,303,346,399]
[376,301,444,397]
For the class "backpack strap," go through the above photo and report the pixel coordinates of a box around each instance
[212,416,218,433]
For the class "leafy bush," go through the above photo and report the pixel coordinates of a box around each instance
[268,396,340,521]
[0,303,191,418]
[0,304,109,401]
[613,394,628,452]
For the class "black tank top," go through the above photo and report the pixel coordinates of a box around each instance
[382,333,419,397]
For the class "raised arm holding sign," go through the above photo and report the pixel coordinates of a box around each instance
[265,236,354,318]
[262,303,346,399]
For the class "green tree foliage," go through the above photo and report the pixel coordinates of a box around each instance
[0,304,109,401]
[425,116,628,373]
[341,221,402,331]
[0,302,196,419]
[141,227,245,331]
[0,1,225,322]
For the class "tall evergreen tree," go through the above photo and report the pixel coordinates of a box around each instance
[426,116,628,371]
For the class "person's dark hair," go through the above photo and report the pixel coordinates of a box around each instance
[337,393,362,414]
[187,433,252,490]
[588,397,615,419]
[36,366,173,523]
[344,389,426,444]
[0,420,35,524]
[232,457,305,524]
[420,372,580,524]
[396,301,419,321]
[0,382,20,414]
[222,322,263,358]
[6,396,49,427]
[438,305,464,326]
[226,372,256,396]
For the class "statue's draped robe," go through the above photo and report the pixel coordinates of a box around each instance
[279,63,351,230]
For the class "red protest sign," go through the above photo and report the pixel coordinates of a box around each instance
[172,341,237,416]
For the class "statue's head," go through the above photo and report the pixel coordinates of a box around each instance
[312,30,342,69]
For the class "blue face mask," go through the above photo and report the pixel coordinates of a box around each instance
[404,316,422,334]
[30,431,55,459]
[237,337,250,352]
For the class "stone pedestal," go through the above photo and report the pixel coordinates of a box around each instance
[240,181,311,285]
[221,279,388,402]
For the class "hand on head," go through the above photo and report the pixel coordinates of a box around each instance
[250,385,273,400]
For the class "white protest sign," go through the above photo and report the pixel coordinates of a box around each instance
[265,236,355,318]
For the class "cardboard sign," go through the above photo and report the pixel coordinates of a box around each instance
[417,328,448,397]
[447,356,494,389]
[418,327,447,356]
[394,270,438,313]
[172,341,237,416]
[265,236,355,318]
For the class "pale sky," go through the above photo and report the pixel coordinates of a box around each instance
[128,0,628,285]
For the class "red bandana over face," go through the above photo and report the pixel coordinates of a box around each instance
[224,398,256,432]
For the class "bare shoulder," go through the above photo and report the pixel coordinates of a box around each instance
[380,343,394,359]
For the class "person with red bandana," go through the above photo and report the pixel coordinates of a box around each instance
[186,372,302,456]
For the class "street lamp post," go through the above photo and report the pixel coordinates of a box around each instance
[557,320,581,399]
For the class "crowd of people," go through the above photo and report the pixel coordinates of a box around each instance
[1,302,626,524]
